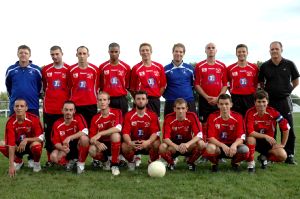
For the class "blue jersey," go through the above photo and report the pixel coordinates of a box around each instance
[5,61,42,113]
[163,62,194,102]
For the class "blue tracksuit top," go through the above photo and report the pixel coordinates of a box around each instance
[163,61,194,102]
[5,61,42,113]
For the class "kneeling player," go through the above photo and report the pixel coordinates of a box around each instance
[0,99,44,177]
[89,92,122,176]
[159,98,206,171]
[205,94,249,172]
[50,101,89,174]
[122,90,161,171]
[245,90,289,172]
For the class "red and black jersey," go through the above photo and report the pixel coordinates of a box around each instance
[245,106,289,137]
[227,62,258,95]
[207,111,245,144]
[89,108,123,142]
[122,108,160,141]
[51,114,88,145]
[194,60,227,97]
[163,112,203,143]
[68,63,99,106]
[42,63,70,114]
[99,60,130,97]
[130,61,166,97]
[5,112,43,147]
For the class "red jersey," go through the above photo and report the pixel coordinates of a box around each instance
[245,106,289,137]
[51,114,88,145]
[163,112,203,143]
[89,108,123,142]
[122,108,160,141]
[130,61,166,97]
[99,60,131,97]
[194,60,227,97]
[207,111,245,144]
[42,63,70,114]
[68,63,99,106]
[227,62,258,95]
[5,112,43,147]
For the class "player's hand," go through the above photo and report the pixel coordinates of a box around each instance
[90,137,98,145]
[62,145,70,154]
[96,142,107,151]
[265,135,276,146]
[221,144,230,156]
[140,140,151,150]
[8,165,16,178]
[17,139,27,152]
[209,97,218,105]
[63,137,71,147]
[178,143,188,154]
[272,143,284,149]
[229,145,237,157]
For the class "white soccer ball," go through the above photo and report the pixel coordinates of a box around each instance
[148,161,166,177]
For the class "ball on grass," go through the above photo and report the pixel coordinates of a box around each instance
[148,161,166,177]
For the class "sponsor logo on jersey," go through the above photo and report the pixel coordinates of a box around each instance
[62,73,66,78]
[148,78,155,87]
[111,77,118,85]
[229,124,235,131]
[47,72,52,77]
[220,131,227,140]
[97,123,104,129]
[78,81,87,89]
[104,70,109,75]
[73,73,78,78]
[132,121,137,126]
[232,72,238,76]
[202,68,207,72]
[208,75,216,82]
[139,71,145,76]
[137,129,144,137]
[239,78,247,86]
[60,131,65,136]
[53,80,61,88]
[145,122,150,127]
[215,124,220,129]
[176,134,183,140]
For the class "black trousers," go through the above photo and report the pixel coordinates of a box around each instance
[43,113,63,152]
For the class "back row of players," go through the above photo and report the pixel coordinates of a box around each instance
[1,41,299,177]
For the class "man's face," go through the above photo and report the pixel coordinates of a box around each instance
[236,47,248,62]
[139,45,152,61]
[76,47,89,64]
[270,42,283,59]
[217,98,232,115]
[109,47,120,61]
[50,49,63,64]
[174,103,187,120]
[173,47,184,63]
[205,43,217,58]
[17,49,31,62]
[98,93,110,110]
[255,98,268,113]
[14,100,28,116]
[62,103,75,120]
[135,94,148,110]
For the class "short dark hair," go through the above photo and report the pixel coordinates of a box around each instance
[14,98,27,106]
[218,94,232,103]
[18,45,31,54]
[255,90,269,101]
[50,45,62,52]
[172,43,186,53]
[63,100,76,108]
[270,41,283,48]
[134,90,148,99]
[139,43,152,52]
[109,42,120,49]
[77,46,89,53]
[236,44,248,52]
[173,98,188,108]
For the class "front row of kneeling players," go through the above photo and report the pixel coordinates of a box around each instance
[0,90,290,177]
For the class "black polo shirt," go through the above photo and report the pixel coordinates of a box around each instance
[258,58,299,99]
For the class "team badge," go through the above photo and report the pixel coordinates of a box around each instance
[216,68,221,73]
[239,78,247,86]
[53,80,61,88]
[60,131,65,136]
[118,70,124,76]
[145,122,150,127]
[148,78,155,87]
[232,72,238,76]
[78,81,87,89]
[47,72,52,77]
[73,73,78,78]
[176,134,183,140]
[62,73,66,78]
[139,71,145,76]
[202,68,207,72]
[247,71,253,76]
[154,71,159,76]
[220,132,228,140]
[137,129,144,138]
[98,123,104,129]
[132,121,137,126]
[215,124,220,129]
[111,77,118,85]
[208,75,216,82]
[104,70,109,75]
[87,73,93,79]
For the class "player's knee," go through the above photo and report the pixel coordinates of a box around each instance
[89,145,97,156]
[246,137,256,145]
[274,149,287,162]
[50,151,58,163]
[206,143,217,154]
[198,140,206,150]
[237,144,249,154]
[159,143,168,153]
[79,135,89,146]
[152,139,161,150]
[111,132,121,142]
[0,140,5,146]
[121,142,130,152]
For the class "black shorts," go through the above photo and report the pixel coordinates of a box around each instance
[255,139,272,156]
[231,94,255,116]
[43,113,63,152]
[66,140,79,160]
[164,100,197,117]
[198,95,218,123]
[15,144,32,159]
[75,104,97,128]
[110,95,128,117]
[147,97,161,117]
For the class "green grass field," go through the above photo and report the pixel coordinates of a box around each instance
[0,114,299,199]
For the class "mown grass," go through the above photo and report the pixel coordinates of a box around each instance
[0,114,299,199]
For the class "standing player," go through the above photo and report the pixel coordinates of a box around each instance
[99,42,131,116]
[227,44,259,116]
[259,41,299,164]
[0,99,44,177]
[159,98,206,171]
[42,45,70,166]
[245,90,289,172]
[205,94,249,172]
[194,43,227,137]
[130,43,166,117]
[69,46,99,127]
[121,90,161,171]
[163,43,196,116]
[89,92,122,176]
[5,45,42,116]
[50,101,90,174]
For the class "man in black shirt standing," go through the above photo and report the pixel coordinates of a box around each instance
[258,41,299,164]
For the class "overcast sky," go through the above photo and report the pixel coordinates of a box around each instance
[1,0,300,96]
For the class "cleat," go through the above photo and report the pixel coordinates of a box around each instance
[33,162,41,172]
[247,161,255,173]
[119,160,128,168]
[28,159,34,168]
[14,161,24,171]
[174,157,179,165]
[219,158,227,164]
[66,159,77,172]
[248,167,255,173]
[128,162,136,171]
[257,154,268,169]
[111,166,120,176]
[135,155,142,167]
[188,163,196,171]
[285,155,297,165]
[77,162,85,174]
[167,164,175,171]
[45,161,54,168]
[102,160,111,171]
[211,164,219,172]
[92,160,102,168]
[197,157,208,164]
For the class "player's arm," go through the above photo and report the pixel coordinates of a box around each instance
[195,85,209,100]
[229,138,243,157]
[185,136,200,149]
[92,126,121,142]
[8,145,16,177]
[142,133,158,149]
[163,138,179,151]
[292,78,299,90]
